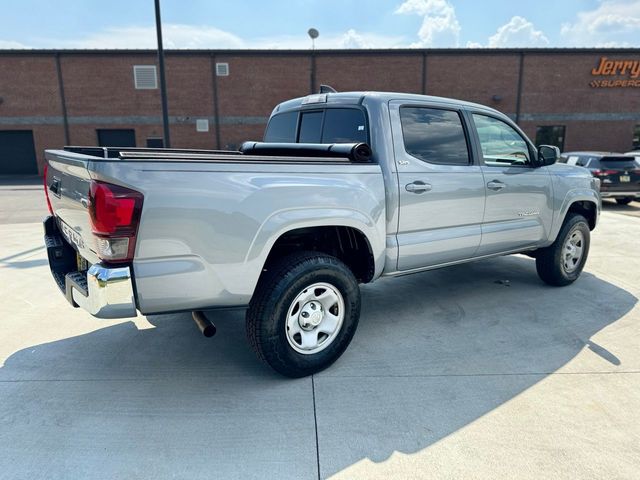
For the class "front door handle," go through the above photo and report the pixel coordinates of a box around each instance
[405,181,432,194]
[487,180,506,191]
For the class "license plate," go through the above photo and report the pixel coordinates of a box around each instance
[620,175,630,182]
[76,253,88,271]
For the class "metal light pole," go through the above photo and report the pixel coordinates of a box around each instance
[155,0,171,147]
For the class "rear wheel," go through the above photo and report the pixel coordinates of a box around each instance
[536,213,590,286]
[246,251,360,377]
[616,197,633,205]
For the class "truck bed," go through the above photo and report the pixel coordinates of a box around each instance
[44,143,386,314]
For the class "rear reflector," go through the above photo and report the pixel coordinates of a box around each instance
[89,181,143,262]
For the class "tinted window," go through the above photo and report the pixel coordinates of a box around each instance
[264,112,297,143]
[298,111,323,143]
[322,109,368,143]
[600,157,637,169]
[473,114,530,166]
[400,107,470,165]
[535,125,565,150]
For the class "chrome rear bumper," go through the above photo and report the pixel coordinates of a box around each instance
[600,191,640,198]
[44,215,137,319]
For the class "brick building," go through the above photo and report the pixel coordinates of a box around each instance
[0,48,639,174]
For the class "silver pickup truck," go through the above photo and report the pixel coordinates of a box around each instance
[43,91,601,377]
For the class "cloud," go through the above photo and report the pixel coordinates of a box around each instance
[340,29,373,49]
[0,39,30,49]
[395,0,461,47]
[487,16,549,48]
[54,24,245,49]
[560,0,640,47]
[23,24,404,50]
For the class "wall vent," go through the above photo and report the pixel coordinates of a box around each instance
[196,119,210,132]
[133,65,158,89]
[216,62,229,76]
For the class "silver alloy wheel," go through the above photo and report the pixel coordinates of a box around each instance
[285,282,345,355]
[562,229,584,273]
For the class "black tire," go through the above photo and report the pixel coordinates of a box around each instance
[616,197,633,205]
[535,213,590,286]
[246,251,361,378]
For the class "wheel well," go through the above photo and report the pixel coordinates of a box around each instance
[567,201,597,230]
[264,226,375,283]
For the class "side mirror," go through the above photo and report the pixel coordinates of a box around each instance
[537,145,560,166]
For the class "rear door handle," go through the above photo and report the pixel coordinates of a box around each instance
[487,180,506,191]
[405,181,432,194]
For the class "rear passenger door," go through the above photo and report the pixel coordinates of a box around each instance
[469,113,553,255]
[390,101,486,271]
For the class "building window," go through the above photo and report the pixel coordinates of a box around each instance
[97,129,136,147]
[133,65,158,89]
[633,125,640,150]
[146,137,164,148]
[535,125,566,151]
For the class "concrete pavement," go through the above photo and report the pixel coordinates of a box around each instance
[0,183,639,479]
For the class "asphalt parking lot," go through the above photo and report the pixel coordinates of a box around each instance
[1,178,639,479]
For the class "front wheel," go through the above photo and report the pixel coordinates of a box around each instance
[535,213,590,286]
[246,252,360,377]
[616,197,633,205]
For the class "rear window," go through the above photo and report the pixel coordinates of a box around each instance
[600,156,637,169]
[264,112,297,143]
[264,108,368,144]
[298,111,323,143]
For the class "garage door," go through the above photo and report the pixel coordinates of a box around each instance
[0,130,38,175]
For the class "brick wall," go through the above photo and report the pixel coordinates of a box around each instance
[1,49,639,174]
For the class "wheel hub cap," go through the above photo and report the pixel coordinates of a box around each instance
[285,282,345,355]
[299,301,324,330]
[563,229,584,273]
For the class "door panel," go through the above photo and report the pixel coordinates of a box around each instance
[470,113,553,255]
[478,165,553,255]
[390,101,485,271]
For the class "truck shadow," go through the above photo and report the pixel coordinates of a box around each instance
[0,255,636,479]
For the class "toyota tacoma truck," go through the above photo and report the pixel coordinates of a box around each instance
[43,91,601,377]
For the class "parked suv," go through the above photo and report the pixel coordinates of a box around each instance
[560,152,640,205]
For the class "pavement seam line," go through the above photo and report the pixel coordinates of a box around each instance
[311,374,321,480]
[1,371,640,383]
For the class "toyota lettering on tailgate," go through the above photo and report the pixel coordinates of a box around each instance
[60,221,85,250]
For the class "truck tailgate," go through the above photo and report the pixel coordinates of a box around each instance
[45,151,99,264]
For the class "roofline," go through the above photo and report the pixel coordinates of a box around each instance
[0,47,639,56]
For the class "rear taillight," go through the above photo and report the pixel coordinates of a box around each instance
[43,164,53,215]
[89,180,143,263]
[591,169,617,176]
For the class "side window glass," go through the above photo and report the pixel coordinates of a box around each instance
[473,114,531,167]
[322,109,368,143]
[399,107,470,165]
[264,112,298,143]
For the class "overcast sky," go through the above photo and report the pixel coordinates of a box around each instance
[1,0,639,49]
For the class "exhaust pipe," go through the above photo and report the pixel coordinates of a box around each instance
[192,310,216,337]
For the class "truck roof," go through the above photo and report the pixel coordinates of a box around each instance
[273,91,503,117]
